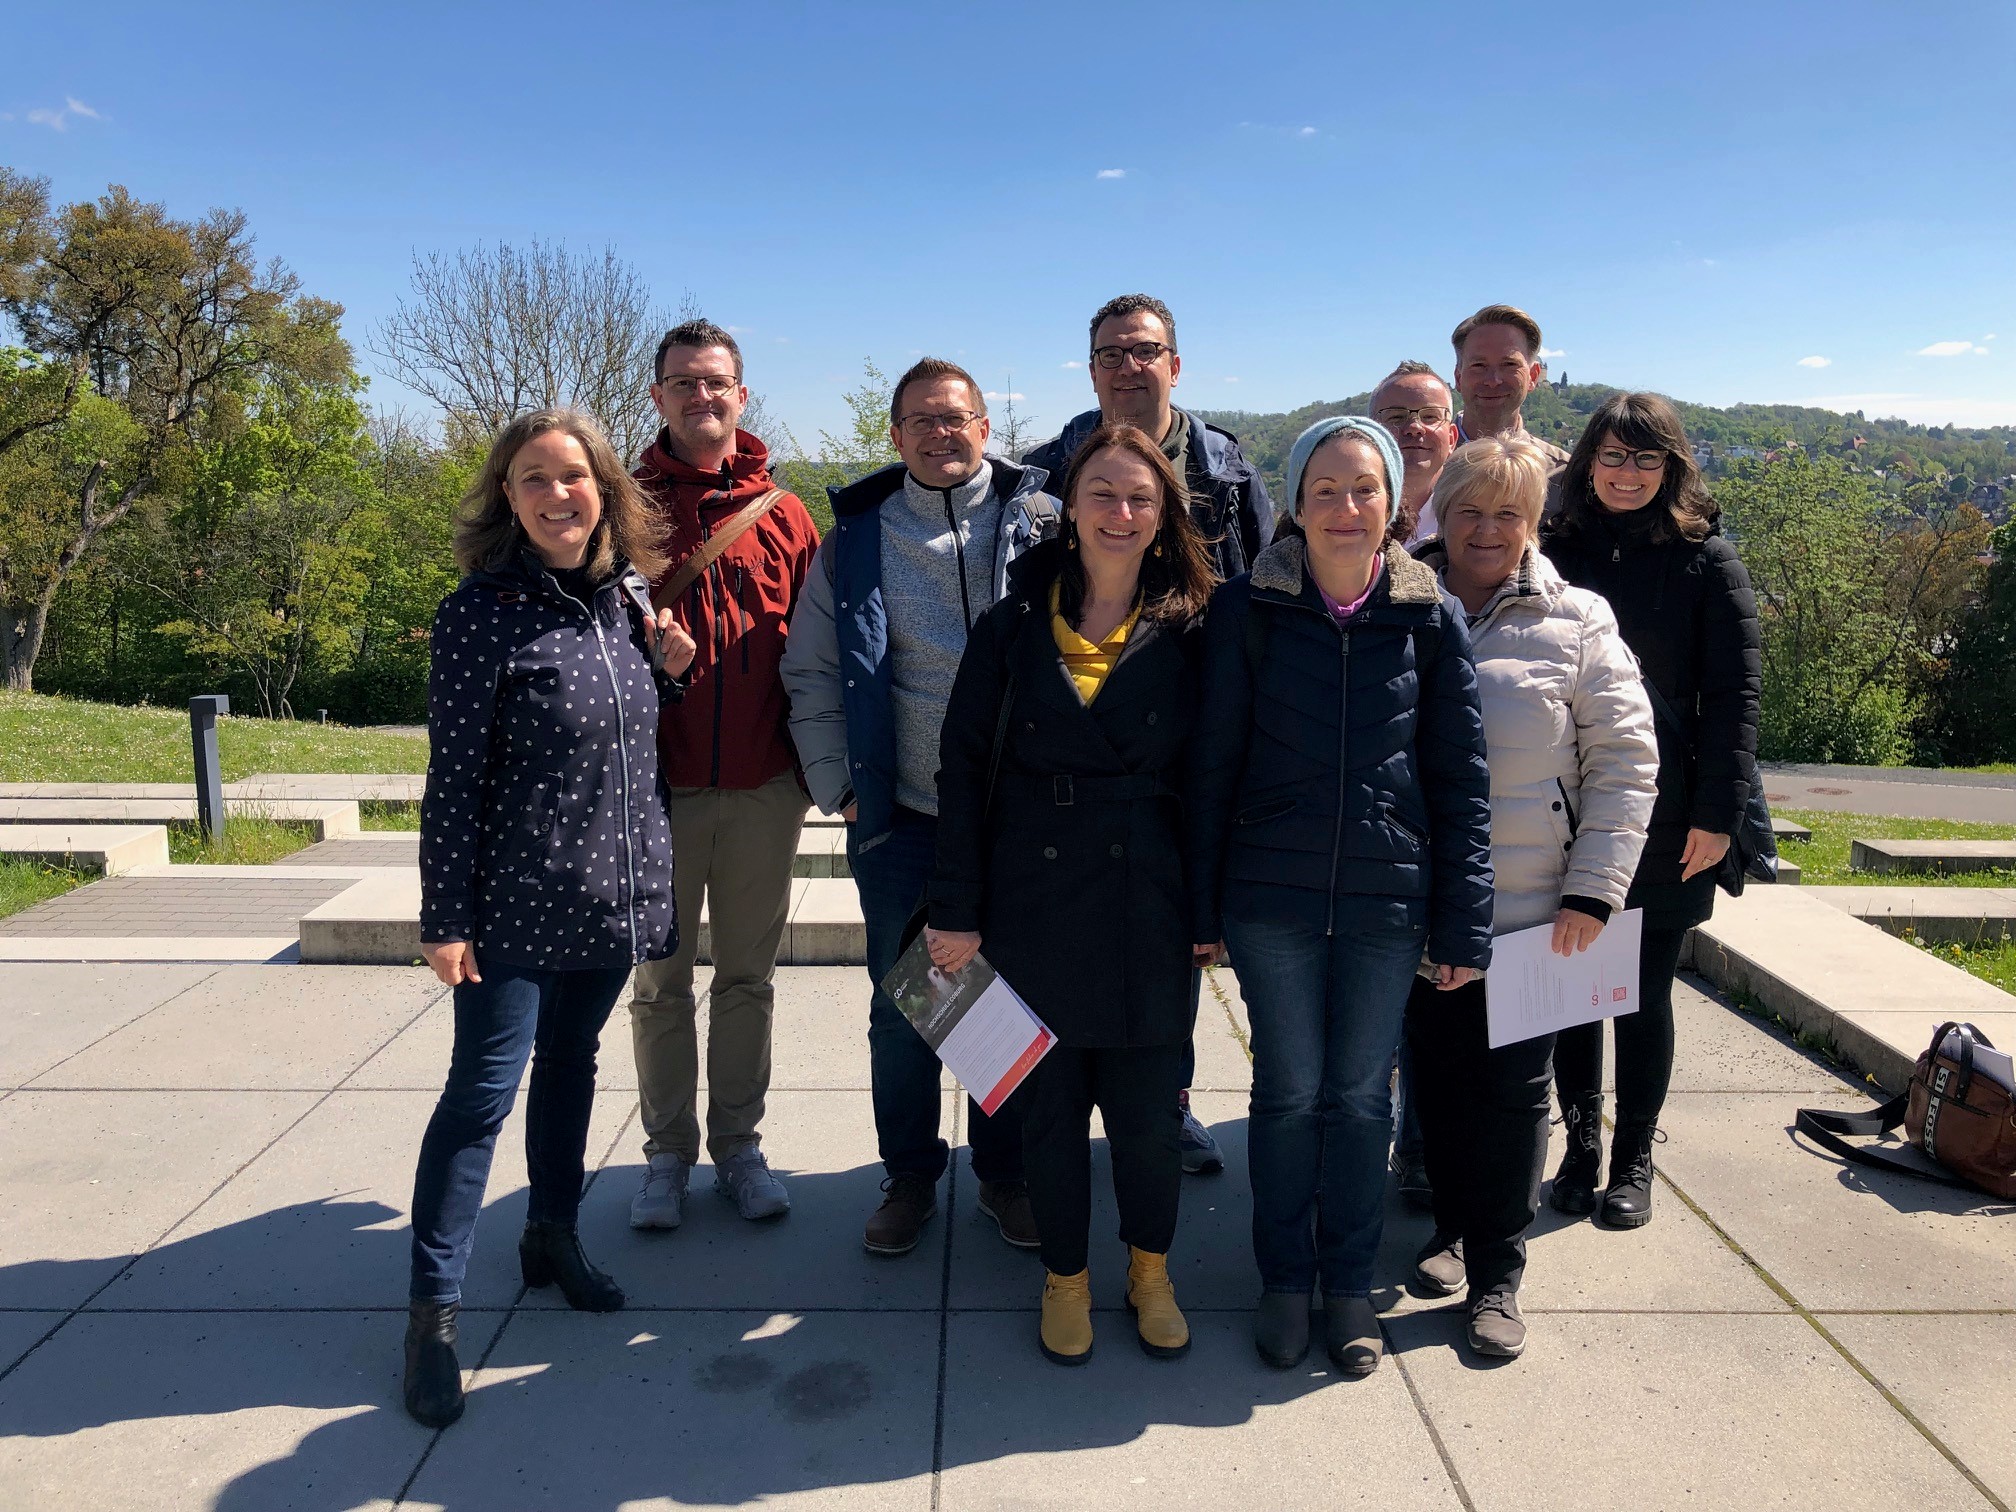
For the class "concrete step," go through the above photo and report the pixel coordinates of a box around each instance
[0,823,170,875]
[1848,838,2016,876]
[1687,885,2016,1092]
[1770,815,1812,843]
[231,772,425,803]
[1804,885,2016,945]
[269,826,852,877]
[0,797,361,840]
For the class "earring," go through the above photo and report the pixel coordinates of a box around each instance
[1066,520,1078,550]
[1152,538,1163,557]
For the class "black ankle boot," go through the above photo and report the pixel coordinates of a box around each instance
[519,1221,625,1311]
[1549,1095,1603,1215]
[1601,1121,1661,1229]
[403,1300,465,1428]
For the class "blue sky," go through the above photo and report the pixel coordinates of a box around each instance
[7,0,2015,445]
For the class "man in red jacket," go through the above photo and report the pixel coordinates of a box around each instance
[627,319,822,1230]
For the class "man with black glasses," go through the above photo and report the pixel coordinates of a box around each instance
[783,357,1059,1257]
[1026,294,1275,1178]
[1368,361,1459,546]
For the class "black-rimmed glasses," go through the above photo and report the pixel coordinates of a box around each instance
[1090,341,1173,371]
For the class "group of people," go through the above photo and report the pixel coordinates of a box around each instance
[402,298,1762,1427]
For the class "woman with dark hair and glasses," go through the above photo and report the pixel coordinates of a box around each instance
[404,408,695,1428]
[1540,392,1761,1229]
[926,422,1217,1367]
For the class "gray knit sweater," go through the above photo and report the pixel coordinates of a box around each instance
[882,462,1004,815]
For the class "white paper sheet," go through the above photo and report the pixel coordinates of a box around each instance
[1484,908,1644,1049]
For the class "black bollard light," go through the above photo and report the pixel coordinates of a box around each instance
[190,694,230,843]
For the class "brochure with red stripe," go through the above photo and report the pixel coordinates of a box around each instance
[882,936,1055,1116]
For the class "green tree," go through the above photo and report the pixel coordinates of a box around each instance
[1926,519,2016,763]
[773,359,897,533]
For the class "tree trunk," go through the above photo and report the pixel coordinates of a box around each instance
[1,597,48,691]
[3,461,149,694]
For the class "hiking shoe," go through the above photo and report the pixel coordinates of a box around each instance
[1324,1295,1383,1376]
[1413,1231,1465,1297]
[1178,1093,1225,1175]
[864,1174,937,1256]
[629,1153,692,1230]
[1125,1247,1190,1359]
[1601,1122,1663,1229]
[1550,1095,1604,1215]
[1467,1287,1526,1358]
[1393,1150,1433,1209]
[976,1179,1041,1250]
[1254,1291,1310,1369]
[1039,1269,1094,1365]
[714,1147,790,1221]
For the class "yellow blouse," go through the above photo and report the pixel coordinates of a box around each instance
[1050,581,1142,706]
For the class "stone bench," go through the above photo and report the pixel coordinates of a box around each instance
[1804,885,2016,946]
[1687,885,2016,1092]
[0,797,360,840]
[1770,815,1812,843]
[231,772,425,804]
[1848,838,2016,876]
[0,823,170,876]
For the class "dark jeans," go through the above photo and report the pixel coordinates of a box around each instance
[1393,1037,1424,1161]
[1227,910,1427,1299]
[408,960,629,1304]
[1178,969,1201,1092]
[1406,976,1554,1296]
[851,804,1023,1185]
[1552,923,1691,1127]
[1021,1042,1185,1276]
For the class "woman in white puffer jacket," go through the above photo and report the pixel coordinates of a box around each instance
[1402,436,1659,1361]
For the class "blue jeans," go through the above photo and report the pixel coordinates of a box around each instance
[1227,910,1427,1298]
[850,805,1023,1184]
[408,961,630,1303]
[1394,1037,1424,1161]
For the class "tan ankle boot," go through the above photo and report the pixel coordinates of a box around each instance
[1125,1247,1190,1359]
[1039,1269,1094,1365]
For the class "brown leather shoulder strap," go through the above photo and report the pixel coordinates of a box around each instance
[653,488,786,611]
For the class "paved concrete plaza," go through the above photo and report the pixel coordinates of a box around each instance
[0,960,2010,1510]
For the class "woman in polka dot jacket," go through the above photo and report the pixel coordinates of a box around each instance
[403,409,697,1430]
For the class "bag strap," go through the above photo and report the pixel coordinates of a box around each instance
[1794,1097,1980,1190]
[653,488,786,611]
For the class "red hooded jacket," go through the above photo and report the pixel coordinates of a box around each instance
[633,428,821,790]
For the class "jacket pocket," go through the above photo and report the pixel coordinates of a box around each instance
[496,770,565,880]
[1382,803,1428,846]
[1237,798,1297,826]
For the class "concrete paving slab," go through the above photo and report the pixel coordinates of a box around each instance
[1851,837,2016,876]
[1830,1010,2016,1065]
[567,1090,947,1312]
[1385,1311,1987,1512]
[1822,1313,2016,1508]
[0,963,218,1086]
[939,1309,1463,1512]
[27,965,442,1090]
[1807,884,2016,945]
[788,877,867,964]
[352,987,642,1092]
[0,1310,431,1512]
[0,1090,321,1309]
[0,823,168,875]
[99,1089,635,1311]
[297,872,422,965]
[1190,987,1252,1094]
[0,1311,61,1374]
[231,772,425,802]
[0,796,361,838]
[0,935,299,964]
[406,1308,938,1510]
[0,873,355,942]
[276,833,419,867]
[1656,1091,2016,1311]
[1665,979,1857,1095]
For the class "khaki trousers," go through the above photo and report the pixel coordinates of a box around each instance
[631,772,808,1164]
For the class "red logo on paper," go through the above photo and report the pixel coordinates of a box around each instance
[1611,986,1629,1003]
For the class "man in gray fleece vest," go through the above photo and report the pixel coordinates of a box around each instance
[782,357,1060,1258]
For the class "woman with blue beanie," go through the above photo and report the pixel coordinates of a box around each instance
[1187,416,1494,1374]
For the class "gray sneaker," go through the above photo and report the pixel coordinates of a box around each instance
[1467,1287,1526,1359]
[629,1153,692,1230]
[715,1147,790,1220]
[1413,1231,1465,1297]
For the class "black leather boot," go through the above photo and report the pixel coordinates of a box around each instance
[1601,1121,1660,1229]
[1549,1095,1603,1215]
[519,1221,626,1311]
[403,1300,465,1428]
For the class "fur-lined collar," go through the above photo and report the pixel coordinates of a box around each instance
[1250,535,1440,606]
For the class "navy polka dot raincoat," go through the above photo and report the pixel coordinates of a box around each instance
[420,549,683,969]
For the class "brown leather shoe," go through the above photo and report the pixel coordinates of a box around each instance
[863,1174,937,1256]
[976,1179,1040,1250]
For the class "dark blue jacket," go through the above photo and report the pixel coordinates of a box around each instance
[1185,535,1495,968]
[1024,406,1275,580]
[420,549,681,969]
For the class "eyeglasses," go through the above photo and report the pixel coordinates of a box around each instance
[1375,405,1451,429]
[897,411,981,438]
[1595,447,1668,472]
[656,374,739,398]
[1090,341,1173,371]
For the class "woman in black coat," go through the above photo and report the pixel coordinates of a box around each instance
[1540,392,1762,1229]
[927,422,1216,1368]
[406,408,695,1429]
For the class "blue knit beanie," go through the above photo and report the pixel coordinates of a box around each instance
[1284,415,1405,523]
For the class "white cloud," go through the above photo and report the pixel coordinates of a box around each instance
[772,336,789,345]
[1539,347,1565,359]
[1095,168,1126,179]
[1797,355,1832,368]
[1222,376,1241,384]
[983,391,1026,402]
[1060,360,1083,370]
[1298,126,1318,137]
[1917,339,1989,357]
[1803,392,2016,426]
[726,325,750,334]
[23,96,100,131]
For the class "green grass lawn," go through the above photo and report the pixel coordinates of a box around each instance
[0,857,86,920]
[360,801,420,831]
[1904,933,2016,994]
[166,818,319,865]
[1775,808,2016,886]
[0,690,427,782]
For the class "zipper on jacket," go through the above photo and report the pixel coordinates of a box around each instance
[548,573,647,962]
[940,490,975,629]
[1325,624,1352,938]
